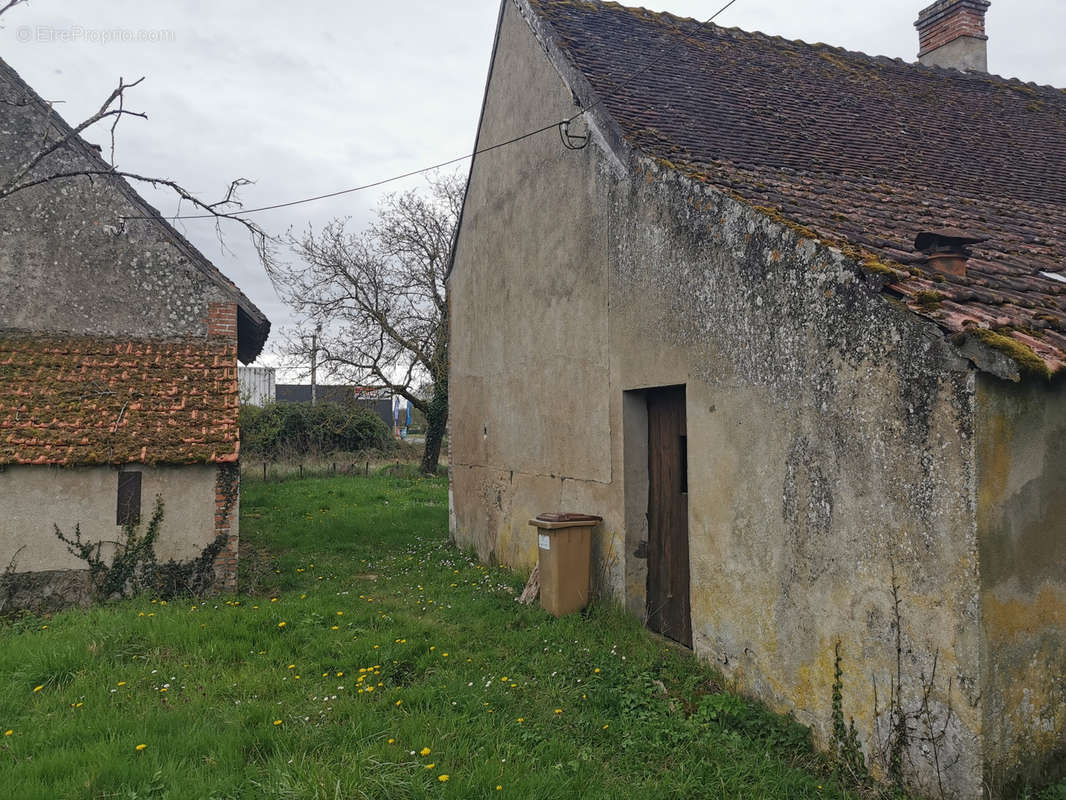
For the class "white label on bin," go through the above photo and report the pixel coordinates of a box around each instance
[538,534,551,551]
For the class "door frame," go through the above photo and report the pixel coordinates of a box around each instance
[622,385,692,647]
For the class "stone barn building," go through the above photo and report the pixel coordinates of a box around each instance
[448,1,1066,796]
[0,58,269,608]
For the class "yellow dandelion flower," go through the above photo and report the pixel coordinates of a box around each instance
[271,598,278,603]
[497,786,503,791]
[135,743,147,751]
[366,686,374,692]
[4,730,12,736]
[517,717,524,723]
[429,646,435,651]
[420,747,431,756]
[117,682,126,687]
[331,626,339,630]
[336,672,343,677]
[336,611,343,616]
[442,653,448,657]
[387,738,395,744]
[554,708,563,714]
[41,625,47,630]
[277,621,287,628]
[32,685,43,693]
[594,668,600,674]
[288,664,295,670]
[602,724,609,730]
[438,774,449,782]
[395,700,403,706]
[273,719,282,726]
[425,763,435,769]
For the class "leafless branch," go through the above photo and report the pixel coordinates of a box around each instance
[0,75,147,196]
[0,75,273,260]
[268,171,463,473]
[0,0,29,19]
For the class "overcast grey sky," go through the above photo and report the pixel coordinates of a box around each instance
[2,0,1063,367]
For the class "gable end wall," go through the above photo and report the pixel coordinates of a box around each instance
[0,71,239,341]
[452,2,992,796]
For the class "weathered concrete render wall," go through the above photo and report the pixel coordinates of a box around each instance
[612,161,983,798]
[977,374,1066,793]
[449,0,620,589]
[451,2,1004,796]
[0,463,236,608]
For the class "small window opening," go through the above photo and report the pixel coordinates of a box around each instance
[117,471,142,526]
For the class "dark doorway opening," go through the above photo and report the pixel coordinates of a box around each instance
[645,385,692,648]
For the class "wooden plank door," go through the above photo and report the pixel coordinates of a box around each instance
[646,386,692,647]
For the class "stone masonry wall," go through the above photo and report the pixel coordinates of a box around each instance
[0,64,236,340]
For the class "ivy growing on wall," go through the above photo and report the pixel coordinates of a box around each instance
[53,477,235,602]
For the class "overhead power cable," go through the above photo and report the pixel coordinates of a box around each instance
[164,0,740,221]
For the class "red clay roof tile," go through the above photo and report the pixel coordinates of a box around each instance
[0,334,239,466]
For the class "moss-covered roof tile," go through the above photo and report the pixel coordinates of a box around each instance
[0,334,239,466]
[528,0,1066,376]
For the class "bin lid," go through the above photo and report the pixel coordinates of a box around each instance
[530,512,603,530]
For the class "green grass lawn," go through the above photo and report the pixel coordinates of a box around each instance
[0,472,1059,799]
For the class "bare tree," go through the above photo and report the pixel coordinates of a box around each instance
[269,172,462,475]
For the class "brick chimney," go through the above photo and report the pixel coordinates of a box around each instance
[915,0,990,73]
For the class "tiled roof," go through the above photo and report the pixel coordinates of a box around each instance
[528,0,1066,377]
[0,334,239,466]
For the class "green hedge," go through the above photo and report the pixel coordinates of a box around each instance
[239,402,393,459]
